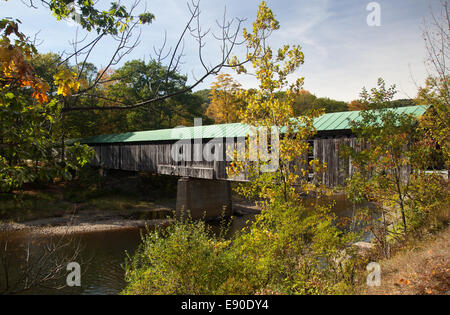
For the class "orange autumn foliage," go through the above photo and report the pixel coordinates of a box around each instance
[0,19,49,104]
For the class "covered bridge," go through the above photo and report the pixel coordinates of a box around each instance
[79,105,427,186]
[78,105,428,218]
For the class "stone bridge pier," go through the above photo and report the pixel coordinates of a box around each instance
[175,177,233,220]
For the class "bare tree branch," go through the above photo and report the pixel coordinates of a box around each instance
[64,0,257,112]
[0,215,85,295]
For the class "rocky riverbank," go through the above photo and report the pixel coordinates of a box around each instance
[0,200,261,236]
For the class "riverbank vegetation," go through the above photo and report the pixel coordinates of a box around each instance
[361,226,450,295]
[0,170,178,223]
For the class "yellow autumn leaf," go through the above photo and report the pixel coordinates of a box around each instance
[54,69,81,96]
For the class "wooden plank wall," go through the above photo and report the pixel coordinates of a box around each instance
[90,136,374,186]
[91,140,221,180]
[313,137,359,187]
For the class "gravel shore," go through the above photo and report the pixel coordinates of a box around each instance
[0,200,259,236]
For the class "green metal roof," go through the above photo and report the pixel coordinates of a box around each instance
[78,105,428,144]
[312,105,427,131]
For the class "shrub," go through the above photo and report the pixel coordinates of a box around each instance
[405,173,449,236]
[122,218,238,295]
[122,200,362,295]
[230,200,361,295]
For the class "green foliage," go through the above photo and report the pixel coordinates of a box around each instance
[417,75,450,166]
[123,200,361,295]
[390,98,416,108]
[313,97,348,113]
[0,82,93,191]
[31,53,70,95]
[292,91,348,115]
[105,60,204,130]
[193,89,211,110]
[230,200,360,294]
[344,78,449,243]
[123,219,236,295]
[3,52,208,186]
[46,0,154,35]
[0,19,93,192]
[62,59,208,137]
[405,172,449,236]
[229,1,322,203]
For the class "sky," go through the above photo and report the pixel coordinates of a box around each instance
[1,0,442,102]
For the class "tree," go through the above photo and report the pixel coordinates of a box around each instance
[51,59,209,136]
[229,2,357,293]
[229,0,320,203]
[348,100,365,111]
[0,20,92,192]
[344,78,441,242]
[22,0,155,35]
[391,99,416,108]
[206,73,243,123]
[314,97,348,113]
[348,98,415,112]
[292,90,347,114]
[193,89,212,117]
[292,89,317,115]
[123,2,359,295]
[102,60,187,130]
[417,1,450,167]
[417,76,450,165]
[0,0,151,191]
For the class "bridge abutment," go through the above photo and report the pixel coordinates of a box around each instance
[176,177,233,220]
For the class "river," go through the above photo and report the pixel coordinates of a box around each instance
[0,194,373,295]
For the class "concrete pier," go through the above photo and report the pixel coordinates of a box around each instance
[176,177,233,220]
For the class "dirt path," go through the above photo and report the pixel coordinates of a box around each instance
[362,227,450,295]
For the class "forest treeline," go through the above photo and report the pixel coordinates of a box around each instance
[3,47,419,154]
[32,54,418,137]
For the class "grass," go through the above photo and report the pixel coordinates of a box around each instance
[360,226,450,295]
[0,169,179,223]
[0,187,74,222]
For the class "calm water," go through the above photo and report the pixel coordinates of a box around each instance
[1,228,142,295]
[0,195,372,295]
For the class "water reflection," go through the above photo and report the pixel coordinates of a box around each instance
[1,229,143,295]
[0,195,374,295]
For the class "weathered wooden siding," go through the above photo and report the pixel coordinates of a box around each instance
[91,140,219,180]
[140,144,159,172]
[90,135,396,186]
[313,137,360,187]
